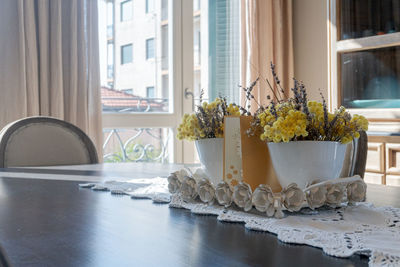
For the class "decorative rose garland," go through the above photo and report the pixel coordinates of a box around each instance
[168,168,367,219]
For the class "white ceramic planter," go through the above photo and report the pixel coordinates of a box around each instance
[195,138,223,185]
[267,141,347,189]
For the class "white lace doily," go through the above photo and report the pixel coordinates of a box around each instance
[79,178,400,267]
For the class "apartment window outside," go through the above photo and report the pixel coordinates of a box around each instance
[146,86,155,98]
[161,26,168,70]
[121,0,133,22]
[161,0,168,21]
[193,0,200,11]
[146,38,155,60]
[107,1,114,39]
[121,44,133,64]
[146,0,154,13]
[107,42,114,79]
[107,1,114,25]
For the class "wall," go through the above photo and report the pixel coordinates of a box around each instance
[293,0,329,102]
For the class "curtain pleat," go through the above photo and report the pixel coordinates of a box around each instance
[49,0,64,118]
[38,0,50,115]
[0,0,103,158]
[18,0,40,116]
[241,0,294,112]
[76,0,89,132]
[86,0,103,154]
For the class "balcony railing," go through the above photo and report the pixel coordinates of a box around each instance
[103,128,170,163]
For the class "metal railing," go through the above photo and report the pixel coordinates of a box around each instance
[103,128,170,163]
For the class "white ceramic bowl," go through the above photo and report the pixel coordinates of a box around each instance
[267,141,347,189]
[195,138,223,185]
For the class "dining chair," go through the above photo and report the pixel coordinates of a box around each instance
[0,116,98,168]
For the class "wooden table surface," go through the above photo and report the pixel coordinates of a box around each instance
[0,163,399,267]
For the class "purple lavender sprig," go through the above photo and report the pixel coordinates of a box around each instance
[319,90,329,139]
[270,62,288,100]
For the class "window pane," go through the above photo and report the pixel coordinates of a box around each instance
[107,2,114,25]
[121,0,133,21]
[161,25,168,70]
[147,86,155,98]
[193,0,200,11]
[193,0,241,105]
[99,0,170,113]
[340,46,400,108]
[107,43,114,79]
[146,0,154,13]
[103,128,171,163]
[146,38,155,59]
[340,0,400,40]
[121,44,133,64]
[161,0,168,20]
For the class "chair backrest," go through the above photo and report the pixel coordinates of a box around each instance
[0,116,98,168]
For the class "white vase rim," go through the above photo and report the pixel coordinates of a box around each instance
[195,137,224,142]
[267,140,345,145]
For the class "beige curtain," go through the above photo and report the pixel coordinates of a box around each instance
[0,0,103,156]
[241,0,294,112]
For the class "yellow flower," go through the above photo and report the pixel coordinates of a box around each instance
[177,97,239,141]
[176,113,203,141]
[227,103,240,116]
[257,100,367,144]
[259,109,308,143]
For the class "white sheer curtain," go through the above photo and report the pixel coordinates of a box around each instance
[0,0,102,155]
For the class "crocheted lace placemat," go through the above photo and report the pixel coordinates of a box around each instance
[79,178,400,267]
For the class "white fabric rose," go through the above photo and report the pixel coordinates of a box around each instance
[215,182,233,207]
[181,176,198,201]
[326,183,346,207]
[347,180,367,203]
[305,182,327,210]
[197,178,215,205]
[193,168,209,181]
[233,182,253,211]
[167,173,181,194]
[274,195,285,219]
[252,184,275,217]
[282,183,304,212]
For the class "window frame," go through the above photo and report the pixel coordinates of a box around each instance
[328,0,400,132]
[146,38,155,60]
[102,0,189,163]
[120,43,133,64]
[120,0,133,22]
[146,86,155,98]
[145,0,154,14]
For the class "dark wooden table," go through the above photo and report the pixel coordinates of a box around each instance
[0,163,398,267]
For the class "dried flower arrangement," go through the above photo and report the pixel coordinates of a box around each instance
[243,63,369,144]
[176,92,240,141]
